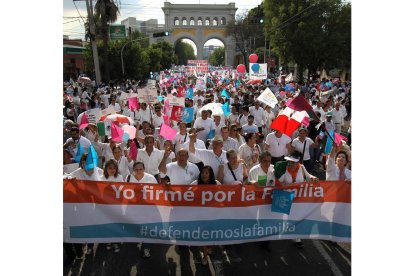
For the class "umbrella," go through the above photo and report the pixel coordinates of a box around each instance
[99,114,135,125]
[196,103,225,122]
[79,76,91,84]
[246,79,262,85]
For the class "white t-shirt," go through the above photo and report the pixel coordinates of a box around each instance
[109,103,121,113]
[263,111,275,129]
[238,114,249,126]
[248,164,276,186]
[182,139,206,163]
[190,180,221,185]
[114,156,132,179]
[70,167,103,181]
[193,117,215,142]
[99,174,124,182]
[213,122,226,134]
[249,106,265,127]
[152,114,165,129]
[222,163,244,184]
[228,113,239,125]
[238,143,261,170]
[174,132,190,152]
[278,164,311,184]
[326,156,352,181]
[194,149,227,177]
[165,162,200,184]
[291,137,314,161]
[265,133,292,158]
[128,173,158,183]
[63,163,79,175]
[136,148,164,175]
[135,109,152,124]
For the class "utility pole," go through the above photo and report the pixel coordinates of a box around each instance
[84,0,101,85]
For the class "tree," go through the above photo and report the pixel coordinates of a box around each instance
[94,0,120,83]
[152,41,178,70]
[263,0,351,81]
[208,47,225,66]
[225,11,265,67]
[175,41,196,65]
[145,45,162,73]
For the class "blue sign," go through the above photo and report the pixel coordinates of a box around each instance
[271,189,295,215]
[222,102,231,117]
[185,88,194,99]
[221,89,230,99]
[182,107,194,123]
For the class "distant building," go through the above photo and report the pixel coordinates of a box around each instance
[203,45,221,60]
[63,36,85,81]
[121,17,159,35]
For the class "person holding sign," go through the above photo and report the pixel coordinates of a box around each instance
[248,151,275,187]
[277,150,318,248]
[238,133,261,171]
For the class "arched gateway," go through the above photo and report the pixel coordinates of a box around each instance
[156,2,237,67]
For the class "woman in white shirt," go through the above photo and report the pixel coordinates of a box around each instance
[99,159,124,252]
[126,162,158,184]
[326,143,351,181]
[229,124,245,148]
[278,151,318,249]
[112,146,132,180]
[263,105,276,137]
[217,149,248,184]
[238,133,261,171]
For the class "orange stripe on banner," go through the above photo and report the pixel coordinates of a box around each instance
[64,180,351,207]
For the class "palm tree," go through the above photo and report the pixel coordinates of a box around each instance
[94,0,120,83]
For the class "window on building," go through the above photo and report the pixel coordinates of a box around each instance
[221,17,226,25]
[190,18,195,26]
[174,17,179,25]
[182,18,187,26]
[213,18,218,26]
[198,17,203,26]
[205,17,210,26]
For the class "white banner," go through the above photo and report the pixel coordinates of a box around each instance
[138,88,159,104]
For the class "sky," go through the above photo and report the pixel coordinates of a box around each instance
[63,0,263,48]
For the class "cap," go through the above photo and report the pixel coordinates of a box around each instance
[212,135,224,143]
[326,111,333,117]
[284,151,302,162]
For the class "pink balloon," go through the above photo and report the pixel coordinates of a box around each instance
[249,54,258,63]
[236,64,246,74]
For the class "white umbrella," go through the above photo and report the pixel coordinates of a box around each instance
[196,103,225,122]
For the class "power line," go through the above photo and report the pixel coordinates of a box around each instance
[73,0,86,25]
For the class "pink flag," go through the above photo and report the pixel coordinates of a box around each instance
[279,91,286,97]
[334,132,348,146]
[163,99,170,114]
[111,121,124,142]
[128,97,139,112]
[302,116,310,127]
[177,86,185,97]
[159,123,177,140]
[129,140,138,160]
[163,114,170,126]
[79,113,89,129]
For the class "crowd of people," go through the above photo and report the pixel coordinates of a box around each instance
[63,71,352,273]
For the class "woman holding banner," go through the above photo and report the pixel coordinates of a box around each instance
[278,151,318,248]
[100,159,124,252]
[217,149,248,185]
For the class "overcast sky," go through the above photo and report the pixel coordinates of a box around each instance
[63,0,263,46]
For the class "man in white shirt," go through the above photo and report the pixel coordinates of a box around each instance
[151,106,165,129]
[209,126,238,153]
[331,102,345,133]
[248,151,275,187]
[63,126,92,157]
[212,114,225,134]
[242,115,259,134]
[249,101,265,132]
[237,106,249,127]
[189,134,227,177]
[109,97,122,113]
[134,102,152,126]
[227,105,239,125]
[264,130,292,164]
[193,90,205,104]
[159,149,200,184]
[181,128,206,171]
[135,135,163,182]
[193,110,215,142]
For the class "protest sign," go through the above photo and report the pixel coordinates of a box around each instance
[100,106,117,117]
[249,63,268,80]
[171,105,183,121]
[160,124,177,140]
[64,180,351,245]
[77,108,102,125]
[256,88,278,108]
[167,94,185,107]
[182,107,194,123]
[138,88,158,104]
[147,79,156,89]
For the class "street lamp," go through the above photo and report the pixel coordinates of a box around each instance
[121,36,150,77]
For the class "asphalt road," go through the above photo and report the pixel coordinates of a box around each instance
[64,239,351,276]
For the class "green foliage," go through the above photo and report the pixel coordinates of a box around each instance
[175,40,196,65]
[152,41,178,70]
[263,0,351,76]
[208,47,225,66]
